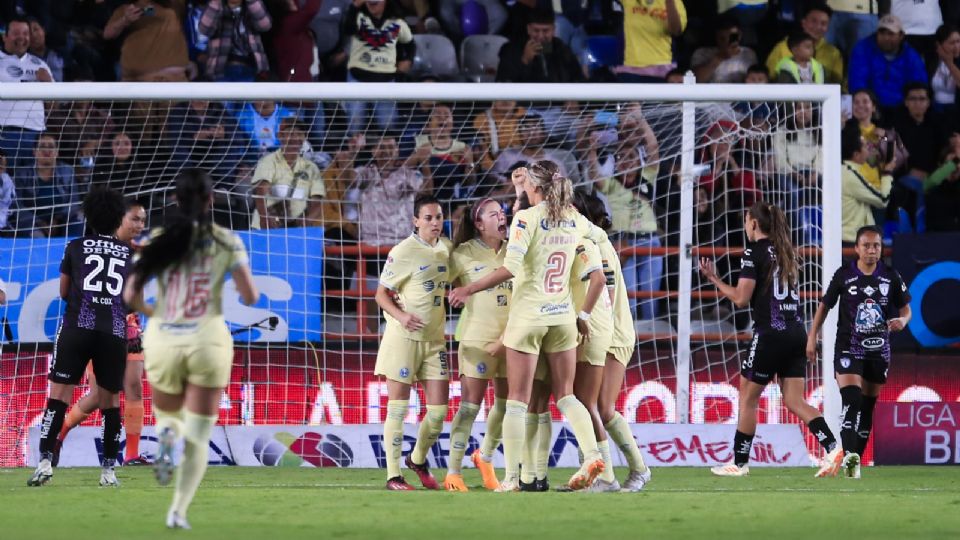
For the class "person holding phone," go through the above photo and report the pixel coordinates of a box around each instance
[495,8,585,84]
[104,1,194,82]
[691,15,757,83]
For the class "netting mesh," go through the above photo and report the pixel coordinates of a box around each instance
[0,88,830,466]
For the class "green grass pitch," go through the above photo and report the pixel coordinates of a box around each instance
[2,466,959,540]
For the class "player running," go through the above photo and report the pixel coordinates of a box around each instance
[56,199,150,465]
[373,194,452,491]
[806,225,911,479]
[444,197,511,492]
[124,169,259,529]
[29,187,133,487]
[699,201,842,478]
[449,161,609,492]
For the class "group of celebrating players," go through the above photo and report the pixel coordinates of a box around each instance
[25,158,912,526]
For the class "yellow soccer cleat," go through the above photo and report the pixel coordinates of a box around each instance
[471,451,499,490]
[444,473,469,492]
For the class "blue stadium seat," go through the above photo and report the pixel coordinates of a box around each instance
[460,34,509,82]
[412,34,460,80]
[581,35,623,75]
[461,0,490,37]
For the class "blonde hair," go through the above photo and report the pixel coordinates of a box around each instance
[527,160,572,224]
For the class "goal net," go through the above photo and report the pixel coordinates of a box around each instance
[0,82,841,467]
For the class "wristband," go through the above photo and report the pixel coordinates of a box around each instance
[578,310,591,321]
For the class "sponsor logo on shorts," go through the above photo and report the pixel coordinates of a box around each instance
[439,351,449,374]
[399,367,410,379]
[744,334,759,370]
[840,357,851,369]
[477,362,487,375]
[861,337,885,349]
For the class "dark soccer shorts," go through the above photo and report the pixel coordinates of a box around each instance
[741,326,808,386]
[834,350,890,384]
[49,327,127,393]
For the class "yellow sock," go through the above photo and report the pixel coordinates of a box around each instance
[520,413,539,484]
[171,411,215,517]
[384,400,407,480]
[447,402,479,474]
[410,404,447,465]
[536,412,551,481]
[605,412,647,473]
[555,395,600,462]
[598,439,616,482]
[502,400,528,479]
[123,400,144,460]
[479,397,506,461]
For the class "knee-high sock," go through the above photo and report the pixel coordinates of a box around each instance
[171,412,216,517]
[598,439,616,482]
[535,412,552,481]
[411,404,447,465]
[520,413,540,484]
[39,399,68,457]
[479,397,506,461]
[123,400,144,460]
[501,400,528,480]
[604,412,647,473]
[839,385,863,454]
[101,407,122,464]
[447,402,479,474]
[555,395,600,462]
[857,395,878,456]
[60,406,91,440]
[806,416,838,453]
[153,406,185,441]
[384,400,407,480]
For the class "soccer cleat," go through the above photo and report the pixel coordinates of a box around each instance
[567,458,605,491]
[166,509,191,530]
[99,461,120,487]
[124,454,154,466]
[404,454,439,490]
[621,469,652,492]
[386,476,415,491]
[585,478,621,493]
[711,462,750,477]
[154,427,176,486]
[471,451,499,490]
[535,477,550,492]
[495,476,520,492]
[27,458,53,487]
[518,478,539,492]
[443,473,468,492]
[815,447,844,478]
[843,452,861,479]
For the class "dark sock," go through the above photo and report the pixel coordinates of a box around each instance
[38,399,68,458]
[857,395,878,455]
[101,407,122,465]
[807,416,838,453]
[839,385,863,454]
[733,430,754,467]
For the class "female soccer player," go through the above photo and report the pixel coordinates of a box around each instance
[29,187,132,488]
[573,190,651,492]
[124,169,259,529]
[806,225,911,479]
[449,161,608,491]
[699,201,842,477]
[373,194,451,491]
[443,197,510,492]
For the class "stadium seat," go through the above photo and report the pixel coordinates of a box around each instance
[461,0,490,37]
[412,34,460,80]
[634,319,677,338]
[581,35,623,75]
[460,34,509,82]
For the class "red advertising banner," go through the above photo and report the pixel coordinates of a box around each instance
[874,402,960,465]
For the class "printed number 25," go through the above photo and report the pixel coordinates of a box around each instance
[543,251,567,294]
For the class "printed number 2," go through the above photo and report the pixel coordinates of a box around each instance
[82,255,125,296]
[543,251,568,294]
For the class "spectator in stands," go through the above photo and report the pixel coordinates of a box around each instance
[235,100,296,156]
[414,105,475,208]
[472,100,526,172]
[495,8,585,84]
[104,1,194,82]
[772,101,822,227]
[775,31,824,84]
[270,0,322,82]
[92,131,142,194]
[891,0,942,62]
[932,24,960,116]
[698,120,760,233]
[489,114,579,189]
[15,134,79,237]
[716,0,767,49]
[766,2,843,87]
[27,18,63,83]
[923,132,960,231]
[616,0,686,83]
[342,0,415,134]
[0,149,15,235]
[309,0,351,81]
[251,117,325,229]
[841,122,894,244]
[167,100,241,185]
[47,99,114,169]
[318,134,363,312]
[665,68,685,83]
[848,15,928,116]
[393,0,437,34]
[891,83,948,229]
[0,17,53,174]
[825,0,879,56]
[198,0,273,82]
[691,14,757,83]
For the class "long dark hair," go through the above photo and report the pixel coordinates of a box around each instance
[453,197,498,248]
[748,200,798,290]
[572,189,612,231]
[130,169,214,291]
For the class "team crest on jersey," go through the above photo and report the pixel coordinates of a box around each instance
[854,299,884,333]
[863,285,876,297]
[879,283,889,296]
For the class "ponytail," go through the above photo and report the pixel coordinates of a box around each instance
[453,197,495,248]
[748,201,799,290]
[528,160,573,224]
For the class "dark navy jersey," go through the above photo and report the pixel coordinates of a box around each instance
[822,260,910,360]
[59,235,132,339]
[740,238,802,333]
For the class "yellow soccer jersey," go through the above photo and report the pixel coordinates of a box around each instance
[599,237,637,348]
[450,238,512,343]
[151,224,249,331]
[570,239,614,338]
[379,234,451,342]
[503,203,606,326]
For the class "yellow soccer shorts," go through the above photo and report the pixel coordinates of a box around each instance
[143,321,234,394]
[608,345,635,367]
[503,323,578,355]
[577,330,613,367]
[375,330,449,385]
[458,340,505,380]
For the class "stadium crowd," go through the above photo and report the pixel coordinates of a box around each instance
[0,0,958,322]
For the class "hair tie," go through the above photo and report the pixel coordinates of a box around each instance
[473,197,494,222]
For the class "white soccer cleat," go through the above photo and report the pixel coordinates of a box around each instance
[815,447,844,478]
[494,476,520,492]
[711,462,749,477]
[842,452,861,479]
[27,458,53,487]
[166,509,191,530]
[154,427,176,486]
[585,477,621,493]
[99,464,120,487]
[621,469,652,492]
